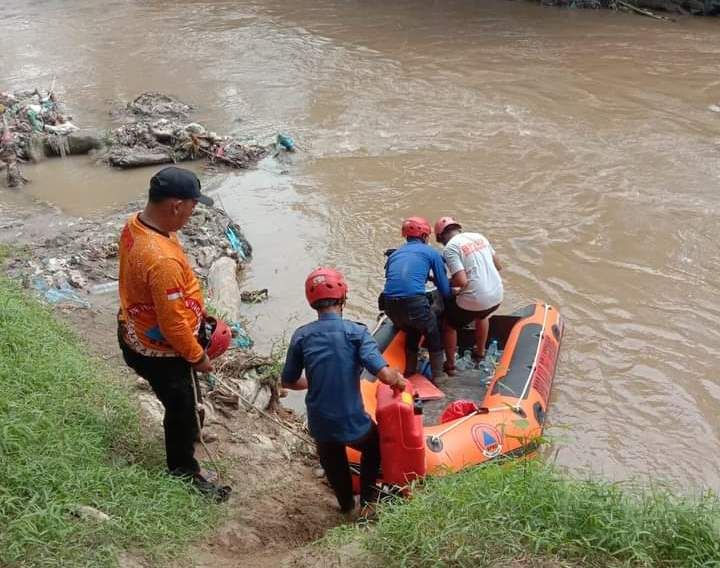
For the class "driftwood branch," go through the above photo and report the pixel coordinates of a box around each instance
[195,144,237,167]
[614,0,674,20]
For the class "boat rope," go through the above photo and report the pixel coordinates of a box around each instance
[428,404,516,443]
[208,373,316,446]
[431,408,480,440]
[513,303,550,411]
[370,314,386,335]
[428,306,551,444]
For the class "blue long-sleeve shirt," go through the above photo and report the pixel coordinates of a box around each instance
[281,313,388,443]
[383,239,451,299]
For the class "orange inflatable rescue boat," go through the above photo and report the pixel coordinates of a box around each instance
[347,302,564,490]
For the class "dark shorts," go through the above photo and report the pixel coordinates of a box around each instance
[444,296,500,330]
[383,294,443,353]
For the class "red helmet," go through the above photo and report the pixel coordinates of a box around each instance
[401,217,431,239]
[305,267,348,307]
[434,216,462,242]
[204,316,232,359]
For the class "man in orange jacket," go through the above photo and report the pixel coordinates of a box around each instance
[117,166,229,501]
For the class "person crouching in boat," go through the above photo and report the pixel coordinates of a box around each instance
[281,268,406,515]
[434,216,504,375]
[381,217,454,381]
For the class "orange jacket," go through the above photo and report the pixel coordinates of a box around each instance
[118,213,205,363]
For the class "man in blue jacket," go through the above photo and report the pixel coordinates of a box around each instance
[282,267,406,515]
[382,217,453,381]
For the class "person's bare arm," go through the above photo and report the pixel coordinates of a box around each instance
[377,366,406,391]
[493,253,503,272]
[451,269,469,289]
[283,375,308,390]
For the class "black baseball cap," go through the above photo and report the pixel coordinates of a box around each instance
[148,166,214,206]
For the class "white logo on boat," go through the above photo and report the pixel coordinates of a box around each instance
[471,424,503,459]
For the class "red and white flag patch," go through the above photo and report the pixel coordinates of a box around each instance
[166,287,183,301]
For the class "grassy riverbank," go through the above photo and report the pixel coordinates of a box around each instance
[0,273,219,567]
[327,460,720,567]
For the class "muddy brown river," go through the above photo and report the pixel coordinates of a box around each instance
[2,0,720,491]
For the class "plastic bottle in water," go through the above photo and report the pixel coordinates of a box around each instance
[478,340,500,382]
[486,339,500,365]
[455,350,474,371]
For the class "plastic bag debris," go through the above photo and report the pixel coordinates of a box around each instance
[229,322,254,349]
[32,277,90,309]
[89,281,119,295]
[276,133,295,151]
[224,223,251,261]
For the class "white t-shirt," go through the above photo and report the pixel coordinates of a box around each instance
[443,232,503,311]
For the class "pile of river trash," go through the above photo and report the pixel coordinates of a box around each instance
[1,87,295,187]
[540,0,720,15]
[0,87,82,187]
[4,202,252,309]
[102,92,274,169]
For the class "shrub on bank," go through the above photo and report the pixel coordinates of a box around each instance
[364,460,720,567]
[0,276,219,567]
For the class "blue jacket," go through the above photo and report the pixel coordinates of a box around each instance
[281,313,387,443]
[383,239,451,298]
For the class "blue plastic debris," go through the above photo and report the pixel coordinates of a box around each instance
[276,133,296,152]
[224,226,245,260]
[32,277,90,309]
[229,322,254,349]
[224,224,252,261]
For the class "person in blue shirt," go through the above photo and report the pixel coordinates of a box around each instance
[282,267,406,515]
[382,217,454,381]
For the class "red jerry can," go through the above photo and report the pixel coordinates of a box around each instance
[375,383,426,486]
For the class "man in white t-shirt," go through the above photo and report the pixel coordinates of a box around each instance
[434,216,503,375]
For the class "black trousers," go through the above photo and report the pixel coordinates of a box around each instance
[316,423,381,511]
[119,336,200,476]
[385,294,443,353]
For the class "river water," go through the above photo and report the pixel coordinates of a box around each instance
[2,0,720,491]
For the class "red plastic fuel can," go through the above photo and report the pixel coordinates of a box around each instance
[375,383,426,486]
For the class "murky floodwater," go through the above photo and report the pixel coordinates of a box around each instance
[3,0,720,491]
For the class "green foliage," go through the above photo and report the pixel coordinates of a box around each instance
[318,522,365,549]
[0,277,220,567]
[341,460,720,567]
[267,336,289,376]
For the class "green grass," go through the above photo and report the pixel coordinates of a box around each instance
[0,275,220,567]
[352,460,720,567]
